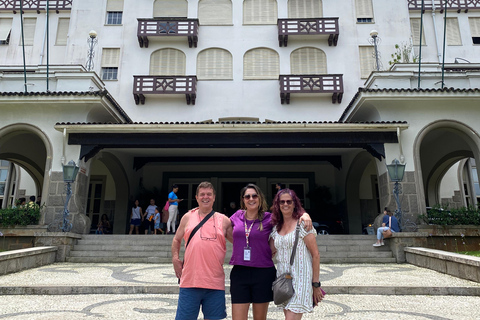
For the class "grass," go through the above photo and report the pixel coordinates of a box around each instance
[458,251,480,257]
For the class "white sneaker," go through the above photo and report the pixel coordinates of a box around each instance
[381,241,385,246]
[373,243,381,247]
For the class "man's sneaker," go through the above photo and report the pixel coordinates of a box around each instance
[381,241,385,246]
[373,243,381,247]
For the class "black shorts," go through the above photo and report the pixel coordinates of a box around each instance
[229,265,276,304]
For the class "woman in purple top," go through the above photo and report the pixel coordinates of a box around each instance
[229,184,312,320]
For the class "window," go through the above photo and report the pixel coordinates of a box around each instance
[197,48,233,80]
[291,47,327,74]
[19,18,36,46]
[101,48,120,80]
[446,18,461,46]
[106,0,123,24]
[243,48,279,79]
[0,18,12,45]
[198,0,232,25]
[55,18,70,46]
[150,48,186,75]
[410,18,426,45]
[243,0,278,25]
[153,0,188,17]
[359,46,375,79]
[355,0,374,23]
[288,0,322,18]
[469,18,480,44]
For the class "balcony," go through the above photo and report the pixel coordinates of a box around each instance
[137,18,199,48]
[279,74,343,104]
[0,0,72,12]
[133,75,197,105]
[277,18,339,47]
[408,0,480,12]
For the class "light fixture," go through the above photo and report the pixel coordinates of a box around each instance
[369,30,381,71]
[85,30,98,71]
[386,159,406,229]
[62,160,79,232]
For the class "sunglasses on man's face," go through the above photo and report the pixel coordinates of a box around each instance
[243,194,258,200]
[279,200,293,205]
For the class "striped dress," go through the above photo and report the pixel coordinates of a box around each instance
[271,222,317,313]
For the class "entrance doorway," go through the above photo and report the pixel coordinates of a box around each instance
[86,177,105,233]
[221,182,252,217]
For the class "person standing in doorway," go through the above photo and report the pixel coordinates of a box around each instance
[167,184,182,234]
[144,199,157,235]
[129,199,142,235]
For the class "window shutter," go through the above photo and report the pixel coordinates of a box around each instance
[101,48,120,67]
[291,47,327,74]
[288,0,322,19]
[243,0,278,25]
[244,48,279,79]
[55,18,70,46]
[20,18,36,46]
[106,0,124,11]
[355,0,373,19]
[150,48,186,75]
[469,18,480,37]
[0,18,13,42]
[198,0,232,25]
[197,48,233,80]
[153,0,188,18]
[359,46,375,79]
[446,18,461,46]
[410,18,426,45]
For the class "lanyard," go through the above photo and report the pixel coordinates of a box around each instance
[244,213,255,248]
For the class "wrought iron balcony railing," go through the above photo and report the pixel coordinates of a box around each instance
[277,18,339,47]
[0,0,72,12]
[279,74,343,104]
[408,0,480,12]
[137,18,199,48]
[133,75,197,105]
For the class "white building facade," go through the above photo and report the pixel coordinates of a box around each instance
[1,0,480,234]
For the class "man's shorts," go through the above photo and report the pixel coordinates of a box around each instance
[130,218,141,227]
[175,287,226,320]
[230,265,276,303]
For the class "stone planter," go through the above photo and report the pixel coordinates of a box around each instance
[0,225,48,251]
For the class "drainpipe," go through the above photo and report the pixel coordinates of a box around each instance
[397,127,405,163]
[62,128,67,166]
[39,13,47,65]
[431,3,443,63]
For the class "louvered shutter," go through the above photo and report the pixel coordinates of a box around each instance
[244,48,279,79]
[106,0,124,11]
[359,46,375,79]
[291,47,327,74]
[153,0,188,18]
[0,18,12,42]
[55,18,70,46]
[469,18,480,37]
[198,0,232,25]
[101,48,120,67]
[243,0,278,25]
[197,48,233,80]
[446,18,461,46]
[410,18,426,45]
[20,18,36,46]
[150,49,186,75]
[355,0,374,19]
[288,0,322,19]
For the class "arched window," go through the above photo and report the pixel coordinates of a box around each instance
[243,48,279,79]
[198,0,232,25]
[150,48,186,75]
[290,47,326,74]
[153,0,188,18]
[243,0,277,25]
[197,48,233,80]
[288,0,322,18]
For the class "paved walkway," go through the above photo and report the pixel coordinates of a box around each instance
[1,263,480,319]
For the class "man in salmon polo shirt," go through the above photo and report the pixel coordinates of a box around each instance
[172,181,233,320]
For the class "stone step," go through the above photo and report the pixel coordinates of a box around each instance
[321,251,393,258]
[316,239,381,246]
[73,244,183,252]
[321,257,397,263]
[318,245,392,252]
[66,256,233,264]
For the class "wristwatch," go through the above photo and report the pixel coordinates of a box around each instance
[312,282,321,288]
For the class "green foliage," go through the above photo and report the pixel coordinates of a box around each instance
[419,205,480,226]
[388,42,418,66]
[459,251,480,257]
[0,206,41,227]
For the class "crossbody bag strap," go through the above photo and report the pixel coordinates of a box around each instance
[388,216,392,230]
[289,220,301,267]
[186,209,215,250]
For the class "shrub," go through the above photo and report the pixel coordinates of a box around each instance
[0,206,41,227]
[419,205,480,226]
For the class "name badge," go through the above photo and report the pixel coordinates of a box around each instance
[244,247,251,261]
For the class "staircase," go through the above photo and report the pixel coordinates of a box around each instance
[67,234,395,264]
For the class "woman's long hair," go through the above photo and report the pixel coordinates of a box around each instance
[239,183,268,231]
[271,188,305,232]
